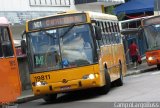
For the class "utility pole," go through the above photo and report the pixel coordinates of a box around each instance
[156,0,160,15]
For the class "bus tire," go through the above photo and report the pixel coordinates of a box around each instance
[157,64,160,70]
[99,68,111,94]
[115,62,123,86]
[43,94,57,103]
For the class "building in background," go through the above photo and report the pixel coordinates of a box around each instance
[154,0,160,16]
[0,0,124,29]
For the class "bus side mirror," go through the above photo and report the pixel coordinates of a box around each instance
[95,26,102,40]
[21,40,26,54]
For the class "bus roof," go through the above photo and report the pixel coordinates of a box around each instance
[0,17,9,25]
[27,11,118,22]
[120,15,154,23]
[142,15,160,26]
[86,11,118,21]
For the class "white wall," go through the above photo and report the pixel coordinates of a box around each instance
[0,0,125,13]
[75,5,102,13]
[0,0,29,11]
[0,0,73,12]
[0,0,105,12]
[154,11,160,16]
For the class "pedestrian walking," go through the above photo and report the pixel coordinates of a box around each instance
[126,40,139,69]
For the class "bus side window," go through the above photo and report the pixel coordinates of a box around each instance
[101,22,107,45]
[1,27,14,57]
[106,34,110,45]
[111,22,116,44]
[116,23,121,43]
[95,21,103,46]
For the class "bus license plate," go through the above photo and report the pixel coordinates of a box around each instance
[60,86,70,90]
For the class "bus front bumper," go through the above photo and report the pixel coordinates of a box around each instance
[32,78,103,95]
[147,58,160,66]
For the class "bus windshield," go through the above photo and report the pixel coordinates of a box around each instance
[143,24,160,51]
[28,24,95,73]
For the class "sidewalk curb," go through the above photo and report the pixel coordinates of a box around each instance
[16,95,43,104]
[125,67,157,77]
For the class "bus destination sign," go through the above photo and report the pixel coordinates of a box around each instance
[28,13,87,31]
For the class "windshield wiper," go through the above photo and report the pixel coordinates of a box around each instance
[60,23,75,38]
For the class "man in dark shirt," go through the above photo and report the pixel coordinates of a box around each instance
[126,40,139,69]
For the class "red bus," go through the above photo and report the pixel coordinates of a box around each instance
[141,15,160,69]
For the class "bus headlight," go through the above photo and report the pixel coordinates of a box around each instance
[33,81,48,86]
[83,74,95,79]
[148,57,155,61]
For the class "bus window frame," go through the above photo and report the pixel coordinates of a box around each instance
[101,21,105,33]
[25,33,35,72]
[95,21,104,46]
[108,22,114,44]
[89,23,99,62]
[111,22,117,44]
[0,26,14,58]
[105,22,111,44]
[26,23,100,73]
[101,21,107,45]
[102,21,107,33]
[116,22,122,44]
[114,22,118,32]
[116,23,120,32]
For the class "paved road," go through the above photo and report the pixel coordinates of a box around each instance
[18,69,160,108]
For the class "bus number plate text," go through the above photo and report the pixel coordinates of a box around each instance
[34,75,50,82]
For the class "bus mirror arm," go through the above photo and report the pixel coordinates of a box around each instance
[95,26,102,40]
[21,30,26,39]
[21,40,26,54]
[21,31,27,54]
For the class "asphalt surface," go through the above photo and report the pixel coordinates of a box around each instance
[18,68,160,108]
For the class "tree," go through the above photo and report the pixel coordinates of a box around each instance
[105,6,115,15]
[104,0,128,19]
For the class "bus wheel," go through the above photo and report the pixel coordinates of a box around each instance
[115,62,123,86]
[99,68,111,94]
[43,94,57,103]
[157,64,160,70]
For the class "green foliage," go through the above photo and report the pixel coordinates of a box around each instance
[117,12,126,21]
[104,0,129,20]
[105,6,115,15]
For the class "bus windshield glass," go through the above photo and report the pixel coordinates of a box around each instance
[143,24,160,51]
[28,24,95,73]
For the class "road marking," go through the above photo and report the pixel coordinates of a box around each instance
[151,71,160,75]
[132,74,142,78]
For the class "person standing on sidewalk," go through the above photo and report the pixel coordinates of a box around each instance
[126,40,139,69]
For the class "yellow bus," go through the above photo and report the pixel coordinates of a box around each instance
[0,17,21,105]
[22,11,127,102]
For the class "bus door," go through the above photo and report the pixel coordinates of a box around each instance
[0,26,21,103]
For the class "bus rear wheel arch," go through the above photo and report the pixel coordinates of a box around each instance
[98,65,111,94]
[115,60,123,86]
